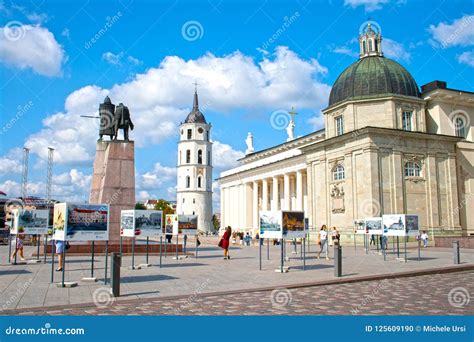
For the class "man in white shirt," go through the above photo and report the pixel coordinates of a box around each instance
[420,231,429,248]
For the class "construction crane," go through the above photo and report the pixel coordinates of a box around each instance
[46,147,54,204]
[21,147,29,200]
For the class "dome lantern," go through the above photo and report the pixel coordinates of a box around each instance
[359,21,383,58]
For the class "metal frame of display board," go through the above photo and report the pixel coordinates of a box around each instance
[258,237,306,272]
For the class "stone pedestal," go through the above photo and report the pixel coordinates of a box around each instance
[89,140,135,242]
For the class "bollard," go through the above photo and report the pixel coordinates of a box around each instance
[334,245,342,277]
[111,253,121,297]
[453,241,460,264]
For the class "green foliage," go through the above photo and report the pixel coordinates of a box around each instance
[135,202,146,210]
[212,214,220,231]
[154,199,175,216]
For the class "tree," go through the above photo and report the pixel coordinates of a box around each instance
[212,214,220,231]
[135,202,146,210]
[154,199,175,216]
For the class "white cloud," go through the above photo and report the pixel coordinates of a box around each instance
[308,114,325,131]
[344,0,390,12]
[139,162,176,190]
[429,15,474,48]
[0,157,21,176]
[137,190,151,201]
[26,12,50,24]
[458,51,474,67]
[61,28,70,39]
[102,51,142,66]
[212,141,245,170]
[0,168,91,201]
[383,38,411,62]
[102,51,123,65]
[7,46,328,171]
[333,46,358,58]
[127,56,142,65]
[0,24,65,76]
[332,38,411,62]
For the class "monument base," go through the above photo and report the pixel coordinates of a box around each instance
[89,140,136,242]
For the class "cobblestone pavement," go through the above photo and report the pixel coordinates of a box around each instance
[1,239,473,311]
[5,271,474,316]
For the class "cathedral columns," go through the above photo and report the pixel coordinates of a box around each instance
[296,170,303,211]
[220,187,226,229]
[283,174,291,210]
[271,176,279,211]
[253,181,259,230]
[262,178,269,211]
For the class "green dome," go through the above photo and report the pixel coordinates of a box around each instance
[328,56,420,107]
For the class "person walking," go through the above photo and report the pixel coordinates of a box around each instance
[420,230,429,248]
[10,231,26,261]
[331,226,340,246]
[369,234,375,245]
[219,226,232,259]
[317,225,329,260]
[55,239,66,271]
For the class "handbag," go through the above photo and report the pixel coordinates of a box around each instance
[65,241,71,250]
[218,238,223,247]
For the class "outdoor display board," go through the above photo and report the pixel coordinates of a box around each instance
[120,210,135,237]
[164,214,198,235]
[164,214,177,235]
[363,217,383,235]
[260,211,306,239]
[178,215,198,235]
[382,214,419,236]
[120,210,163,238]
[282,211,306,238]
[53,203,109,241]
[11,208,49,235]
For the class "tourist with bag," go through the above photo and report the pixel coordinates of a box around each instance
[219,226,232,259]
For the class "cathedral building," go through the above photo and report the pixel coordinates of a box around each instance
[176,89,213,232]
[219,23,474,238]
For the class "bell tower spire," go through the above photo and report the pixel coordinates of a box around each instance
[193,81,199,111]
[359,20,383,58]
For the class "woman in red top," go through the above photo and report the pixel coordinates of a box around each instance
[220,226,232,259]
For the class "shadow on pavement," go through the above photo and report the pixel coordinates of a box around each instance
[290,264,333,271]
[160,263,207,268]
[121,274,178,283]
[0,269,33,275]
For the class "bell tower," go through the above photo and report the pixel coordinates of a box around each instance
[176,85,213,232]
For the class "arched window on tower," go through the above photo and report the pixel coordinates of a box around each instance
[363,41,367,54]
[197,176,202,188]
[374,39,378,52]
[368,39,373,52]
[455,116,466,138]
[198,149,202,164]
[186,176,190,188]
[208,151,211,165]
[404,161,421,177]
[333,164,345,181]
[186,150,191,163]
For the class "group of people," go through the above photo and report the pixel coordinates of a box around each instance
[218,224,342,261]
[368,230,430,249]
[10,232,67,272]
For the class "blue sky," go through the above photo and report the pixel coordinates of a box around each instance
[0,0,473,209]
